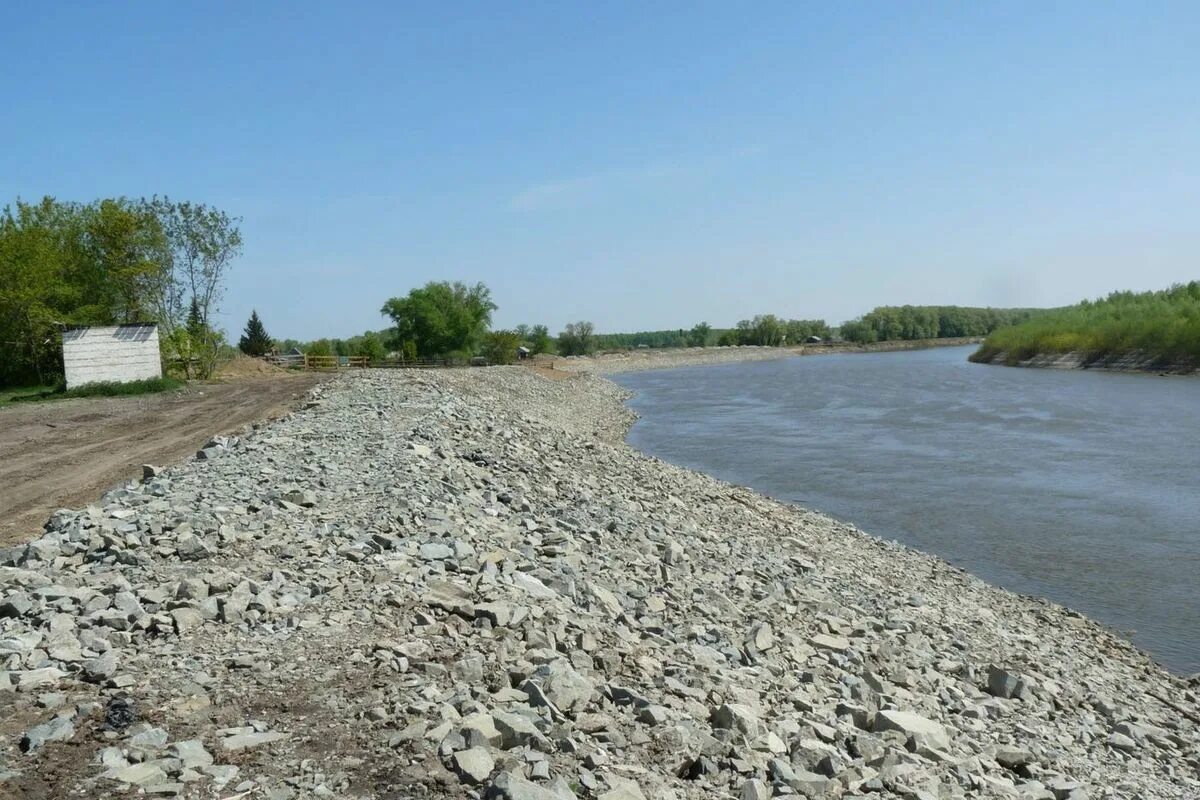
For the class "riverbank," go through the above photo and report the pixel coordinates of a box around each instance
[0,369,1196,798]
[551,336,983,374]
[970,349,1198,375]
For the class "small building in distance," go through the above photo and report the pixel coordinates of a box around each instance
[516,346,530,360]
[61,323,161,389]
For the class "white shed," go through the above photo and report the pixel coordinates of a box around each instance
[61,324,162,389]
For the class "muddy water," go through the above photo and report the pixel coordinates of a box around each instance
[615,346,1200,674]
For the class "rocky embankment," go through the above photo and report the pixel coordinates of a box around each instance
[969,350,1197,375]
[1,369,1197,799]
[554,338,983,375]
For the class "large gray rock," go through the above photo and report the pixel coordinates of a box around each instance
[21,716,75,752]
[452,746,495,784]
[488,771,577,800]
[711,703,761,737]
[524,659,594,716]
[873,710,951,751]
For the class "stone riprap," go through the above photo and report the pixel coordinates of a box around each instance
[0,368,1196,799]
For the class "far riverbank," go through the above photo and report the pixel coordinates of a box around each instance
[548,336,983,374]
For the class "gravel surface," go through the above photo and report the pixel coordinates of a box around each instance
[0,368,1196,799]
[0,374,326,547]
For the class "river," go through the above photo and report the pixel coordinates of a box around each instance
[614,345,1200,674]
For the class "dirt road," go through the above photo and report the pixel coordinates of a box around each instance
[0,375,326,546]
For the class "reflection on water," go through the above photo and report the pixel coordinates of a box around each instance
[615,346,1200,674]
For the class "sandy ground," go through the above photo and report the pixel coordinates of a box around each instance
[548,337,985,374]
[0,374,326,547]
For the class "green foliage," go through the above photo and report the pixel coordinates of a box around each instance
[381,281,496,358]
[735,314,785,346]
[151,198,243,379]
[305,338,335,357]
[482,330,522,364]
[529,324,553,355]
[592,329,689,350]
[8,376,182,403]
[840,306,1043,344]
[558,321,596,356]
[0,195,240,387]
[238,310,272,356]
[784,319,831,343]
[970,282,1200,365]
[343,330,387,361]
[716,330,739,346]
[688,322,712,347]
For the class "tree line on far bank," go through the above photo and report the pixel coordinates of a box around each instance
[271,282,1046,365]
[970,282,1200,366]
[839,305,1044,344]
[1,195,241,387]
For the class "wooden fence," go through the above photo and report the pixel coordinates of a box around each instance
[264,354,482,371]
[264,354,369,370]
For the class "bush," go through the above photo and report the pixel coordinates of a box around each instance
[482,330,521,365]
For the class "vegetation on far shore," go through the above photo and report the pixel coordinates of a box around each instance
[839,305,1045,344]
[281,296,1045,364]
[970,282,1200,367]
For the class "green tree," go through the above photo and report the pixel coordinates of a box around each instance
[736,314,785,346]
[557,321,596,356]
[238,310,272,356]
[784,319,832,343]
[83,198,170,324]
[0,196,175,386]
[380,281,496,358]
[306,338,334,357]
[688,322,712,347]
[149,198,243,379]
[344,330,387,361]
[482,330,522,364]
[529,324,553,354]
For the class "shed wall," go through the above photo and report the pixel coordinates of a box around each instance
[62,325,162,389]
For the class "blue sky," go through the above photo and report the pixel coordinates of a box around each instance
[2,3,1198,339]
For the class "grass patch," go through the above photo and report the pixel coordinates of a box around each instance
[0,384,57,403]
[6,376,183,403]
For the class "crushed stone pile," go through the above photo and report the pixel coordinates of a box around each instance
[1,368,1197,799]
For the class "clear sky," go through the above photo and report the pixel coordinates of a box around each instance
[3,3,1198,340]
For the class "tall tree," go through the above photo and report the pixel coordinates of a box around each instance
[149,198,243,378]
[529,324,552,354]
[380,281,496,358]
[238,310,273,356]
[558,321,596,356]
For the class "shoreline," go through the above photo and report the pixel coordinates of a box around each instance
[549,336,983,374]
[970,349,1198,376]
[0,368,1195,798]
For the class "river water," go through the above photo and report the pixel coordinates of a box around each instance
[614,346,1200,674]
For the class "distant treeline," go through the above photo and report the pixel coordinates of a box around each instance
[276,331,390,361]
[970,283,1200,366]
[281,304,1044,360]
[839,306,1045,344]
